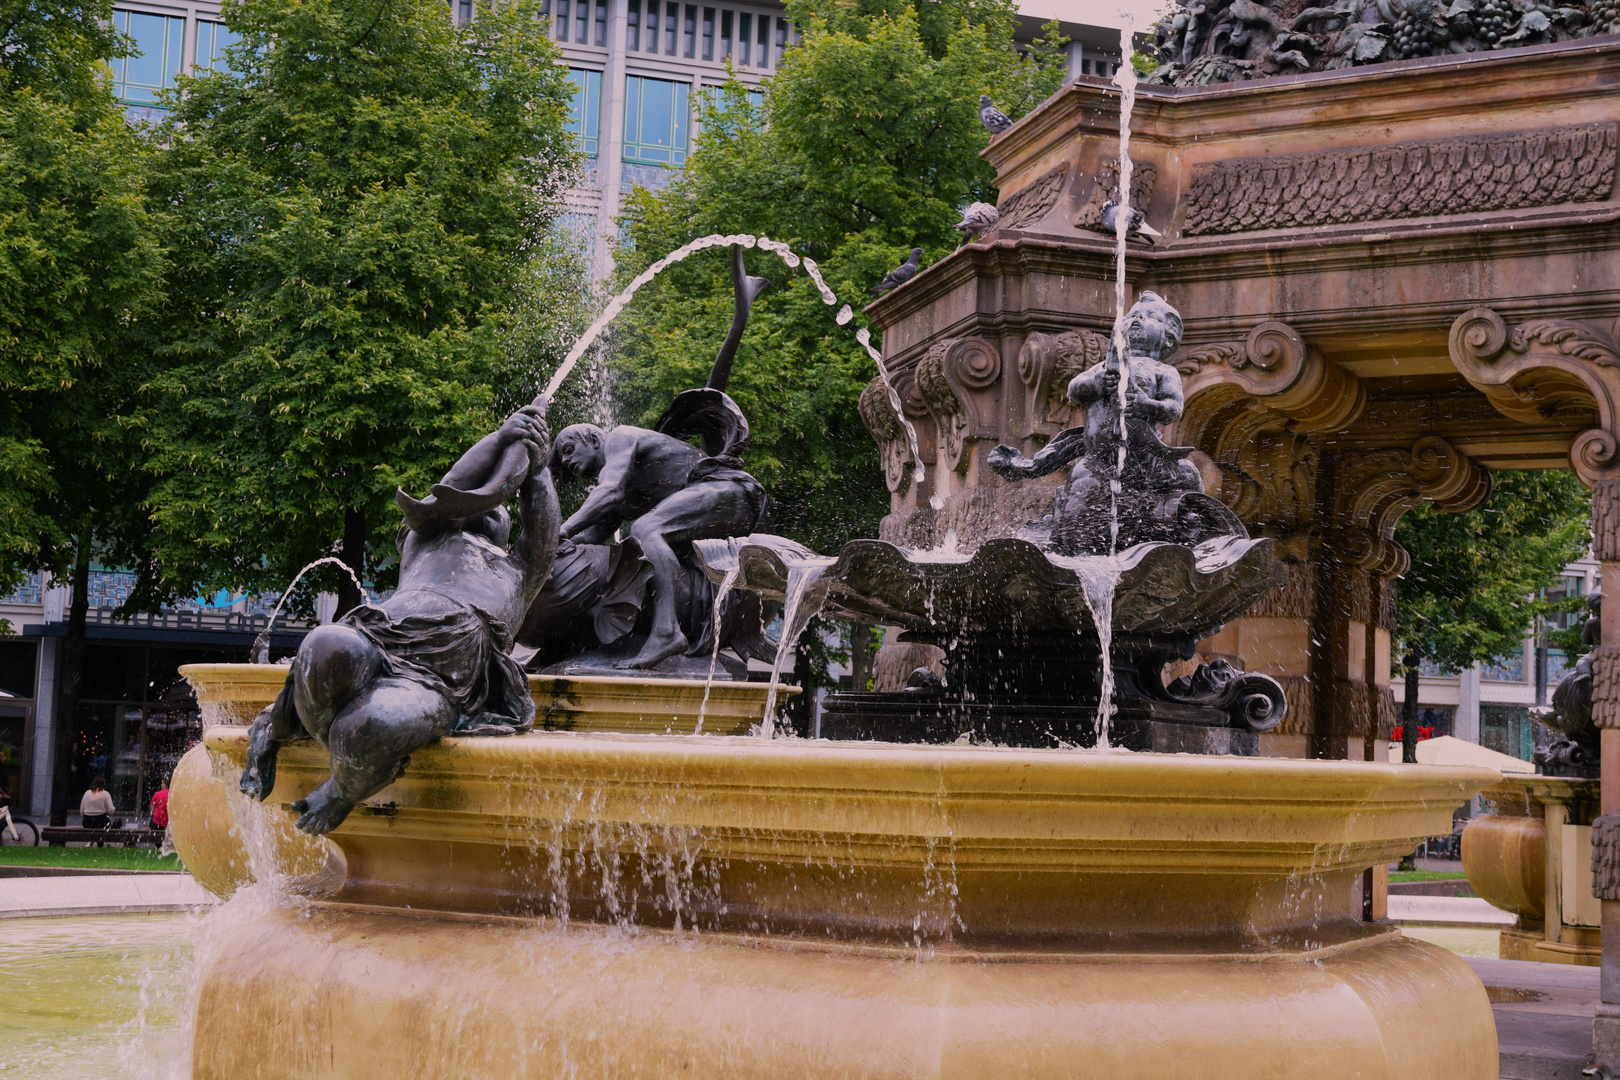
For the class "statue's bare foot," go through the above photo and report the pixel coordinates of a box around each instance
[291,782,356,835]
[616,628,689,670]
[239,763,274,802]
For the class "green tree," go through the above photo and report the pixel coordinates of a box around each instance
[610,0,1068,554]
[0,0,165,822]
[1394,469,1590,761]
[139,0,580,617]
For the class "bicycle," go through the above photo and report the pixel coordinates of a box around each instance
[0,806,37,846]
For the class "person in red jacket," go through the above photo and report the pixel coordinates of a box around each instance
[149,785,169,830]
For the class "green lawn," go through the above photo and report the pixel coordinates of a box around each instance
[0,845,183,871]
[1390,870,1469,882]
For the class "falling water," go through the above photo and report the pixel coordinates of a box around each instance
[1089,10,1149,746]
[542,233,926,491]
[1066,555,1124,749]
[250,556,371,662]
[757,558,835,739]
[694,565,740,735]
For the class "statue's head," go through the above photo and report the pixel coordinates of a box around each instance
[552,424,607,480]
[1122,291,1183,358]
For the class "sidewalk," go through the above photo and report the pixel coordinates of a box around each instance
[1388,893,1516,928]
[1465,957,1598,1080]
[0,873,218,918]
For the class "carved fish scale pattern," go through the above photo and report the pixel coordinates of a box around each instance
[1185,123,1618,236]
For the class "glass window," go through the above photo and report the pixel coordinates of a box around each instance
[566,67,602,156]
[556,0,570,40]
[774,17,787,67]
[683,5,696,58]
[194,19,239,74]
[595,0,607,45]
[1481,704,1533,762]
[574,0,587,43]
[628,0,640,49]
[1482,652,1525,682]
[110,9,185,105]
[747,88,762,112]
[623,74,689,165]
[702,7,714,61]
[452,0,473,23]
[0,641,36,699]
[756,11,768,67]
[738,12,750,64]
[720,9,731,60]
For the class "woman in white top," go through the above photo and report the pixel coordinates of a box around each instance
[80,776,116,829]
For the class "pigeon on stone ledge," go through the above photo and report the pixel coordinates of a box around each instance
[1096,201,1164,244]
[979,95,1014,136]
[872,248,923,297]
[954,202,1000,244]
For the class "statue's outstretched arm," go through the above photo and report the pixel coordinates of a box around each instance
[560,444,631,539]
[987,426,1087,481]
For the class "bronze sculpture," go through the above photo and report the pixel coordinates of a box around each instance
[239,404,559,834]
[987,291,1244,556]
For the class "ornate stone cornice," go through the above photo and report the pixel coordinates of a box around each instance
[1185,124,1618,237]
[1449,307,1620,484]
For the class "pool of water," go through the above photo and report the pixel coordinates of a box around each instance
[0,914,195,1078]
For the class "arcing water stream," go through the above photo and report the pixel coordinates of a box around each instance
[541,233,925,493]
[249,556,371,663]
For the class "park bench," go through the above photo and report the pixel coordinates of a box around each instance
[41,826,166,848]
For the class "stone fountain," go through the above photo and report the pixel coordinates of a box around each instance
[167,281,1502,1077]
[160,69,1521,1077]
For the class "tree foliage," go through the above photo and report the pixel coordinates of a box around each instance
[137,0,581,613]
[610,0,1068,552]
[0,0,161,604]
[1395,469,1591,673]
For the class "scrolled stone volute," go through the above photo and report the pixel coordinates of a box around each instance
[858,378,917,495]
[1449,306,1620,486]
[915,338,1002,474]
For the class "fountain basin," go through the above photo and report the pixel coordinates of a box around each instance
[181,663,793,735]
[175,662,1501,1079]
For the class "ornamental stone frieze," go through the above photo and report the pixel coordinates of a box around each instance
[1449,307,1620,485]
[994,160,1071,231]
[1185,123,1618,237]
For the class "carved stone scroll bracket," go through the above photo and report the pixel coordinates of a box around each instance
[1333,436,1491,577]
[1592,813,1620,901]
[1178,321,1366,434]
[1174,321,1363,533]
[1449,307,1620,486]
[1017,329,1109,436]
[858,378,917,496]
[915,338,1003,474]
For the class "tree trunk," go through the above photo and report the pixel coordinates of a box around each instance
[49,535,92,827]
[335,506,367,620]
[1401,652,1420,765]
